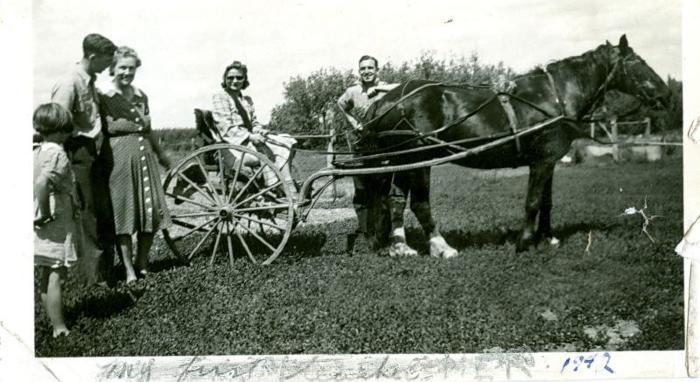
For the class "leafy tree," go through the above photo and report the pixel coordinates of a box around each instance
[379,51,515,85]
[268,68,354,140]
[665,76,682,132]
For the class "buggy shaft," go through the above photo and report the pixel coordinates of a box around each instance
[298,115,564,209]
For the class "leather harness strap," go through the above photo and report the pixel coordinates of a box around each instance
[497,93,522,154]
[544,67,566,116]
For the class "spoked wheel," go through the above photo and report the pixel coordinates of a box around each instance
[162,143,294,265]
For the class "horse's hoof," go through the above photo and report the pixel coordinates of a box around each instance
[389,242,418,257]
[430,236,459,259]
[516,231,535,252]
[348,234,376,256]
[547,236,561,247]
[515,238,532,253]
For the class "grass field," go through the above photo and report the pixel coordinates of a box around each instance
[35,153,684,356]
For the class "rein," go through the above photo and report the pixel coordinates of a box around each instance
[577,56,624,120]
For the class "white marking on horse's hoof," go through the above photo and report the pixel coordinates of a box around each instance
[429,236,459,259]
[389,242,418,257]
[441,247,459,259]
[549,237,561,247]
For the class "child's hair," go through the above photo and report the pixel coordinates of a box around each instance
[33,103,73,136]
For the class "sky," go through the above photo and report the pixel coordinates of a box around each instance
[32,0,681,128]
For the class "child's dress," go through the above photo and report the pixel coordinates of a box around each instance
[34,142,80,268]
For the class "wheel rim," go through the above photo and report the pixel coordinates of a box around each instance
[162,143,294,266]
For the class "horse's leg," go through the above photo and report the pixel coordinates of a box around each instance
[388,172,418,257]
[536,172,561,247]
[409,168,459,259]
[517,161,556,252]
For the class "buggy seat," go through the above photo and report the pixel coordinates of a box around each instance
[194,108,224,144]
[171,109,260,205]
[192,108,259,179]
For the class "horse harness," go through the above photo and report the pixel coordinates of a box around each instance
[372,50,630,161]
[494,67,565,157]
[380,80,556,160]
[327,50,631,170]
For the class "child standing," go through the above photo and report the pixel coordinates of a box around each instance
[33,103,80,337]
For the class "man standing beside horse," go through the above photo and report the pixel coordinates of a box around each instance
[339,55,460,258]
[337,55,398,255]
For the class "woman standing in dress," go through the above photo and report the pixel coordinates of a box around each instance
[99,46,171,283]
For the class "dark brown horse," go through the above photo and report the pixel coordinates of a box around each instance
[360,35,670,257]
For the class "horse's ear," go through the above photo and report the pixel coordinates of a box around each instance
[619,34,630,56]
[606,40,612,46]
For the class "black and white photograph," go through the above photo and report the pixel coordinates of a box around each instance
[1,0,698,380]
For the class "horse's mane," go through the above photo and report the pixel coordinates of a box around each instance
[521,42,616,79]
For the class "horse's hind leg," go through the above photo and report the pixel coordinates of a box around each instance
[537,173,560,246]
[405,168,458,259]
[517,162,556,252]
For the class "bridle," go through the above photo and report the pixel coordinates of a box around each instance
[620,57,663,108]
[577,52,662,120]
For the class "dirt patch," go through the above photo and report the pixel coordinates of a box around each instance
[301,208,356,226]
[583,320,642,350]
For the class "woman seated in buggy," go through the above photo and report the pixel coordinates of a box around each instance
[212,60,297,197]
[174,60,298,202]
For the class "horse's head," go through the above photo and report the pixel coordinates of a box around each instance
[606,35,670,111]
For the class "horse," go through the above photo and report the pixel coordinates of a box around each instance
[359,35,670,257]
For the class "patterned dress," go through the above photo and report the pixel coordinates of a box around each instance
[34,142,80,268]
[99,85,171,235]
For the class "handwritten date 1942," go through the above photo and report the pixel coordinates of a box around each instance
[561,352,614,374]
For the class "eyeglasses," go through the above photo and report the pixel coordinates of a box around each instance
[359,66,376,71]
[226,75,245,81]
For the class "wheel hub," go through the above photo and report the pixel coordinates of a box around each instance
[218,206,234,221]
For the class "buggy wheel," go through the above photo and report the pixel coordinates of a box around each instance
[162,143,294,266]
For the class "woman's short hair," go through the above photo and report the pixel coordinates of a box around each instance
[220,60,250,90]
[358,55,379,68]
[109,46,142,76]
[33,103,73,136]
[82,33,117,58]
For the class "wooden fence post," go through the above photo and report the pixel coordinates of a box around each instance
[644,117,651,138]
[610,117,619,161]
[323,110,337,197]
[590,122,595,139]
